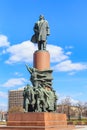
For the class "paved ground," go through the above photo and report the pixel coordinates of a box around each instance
[0,125,87,130]
[74,125,87,130]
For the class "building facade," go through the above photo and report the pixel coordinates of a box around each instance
[8,90,24,110]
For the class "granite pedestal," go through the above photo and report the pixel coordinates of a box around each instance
[0,112,75,130]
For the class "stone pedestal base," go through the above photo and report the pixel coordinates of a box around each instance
[0,112,75,130]
[7,112,67,126]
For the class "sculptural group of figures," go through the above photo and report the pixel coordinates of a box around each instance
[23,65,58,112]
[23,84,57,112]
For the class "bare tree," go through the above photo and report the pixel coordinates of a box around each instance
[82,102,87,118]
[76,101,84,120]
[58,96,72,120]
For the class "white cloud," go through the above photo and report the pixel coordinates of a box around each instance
[53,60,87,72]
[0,103,7,111]
[70,98,78,105]
[47,44,68,62]
[0,91,7,98]
[18,86,25,90]
[5,41,36,64]
[65,46,73,49]
[58,95,79,105]
[2,38,87,73]
[0,91,7,110]
[68,71,76,75]
[5,41,68,64]
[2,78,26,87]
[72,92,83,98]
[65,51,72,55]
[14,72,23,77]
[0,35,10,47]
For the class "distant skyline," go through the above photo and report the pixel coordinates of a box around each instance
[0,0,87,110]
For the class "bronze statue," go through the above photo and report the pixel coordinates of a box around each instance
[23,15,58,112]
[23,84,35,112]
[23,85,57,112]
[31,15,50,50]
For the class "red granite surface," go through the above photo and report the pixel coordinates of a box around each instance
[0,112,75,130]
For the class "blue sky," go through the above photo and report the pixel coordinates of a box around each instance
[0,0,87,110]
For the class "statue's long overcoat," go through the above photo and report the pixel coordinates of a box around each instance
[34,20,50,42]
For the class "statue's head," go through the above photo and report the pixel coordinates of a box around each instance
[53,89,56,93]
[27,84,30,88]
[39,15,44,20]
[24,87,26,90]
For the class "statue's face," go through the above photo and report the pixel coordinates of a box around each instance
[39,15,44,20]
